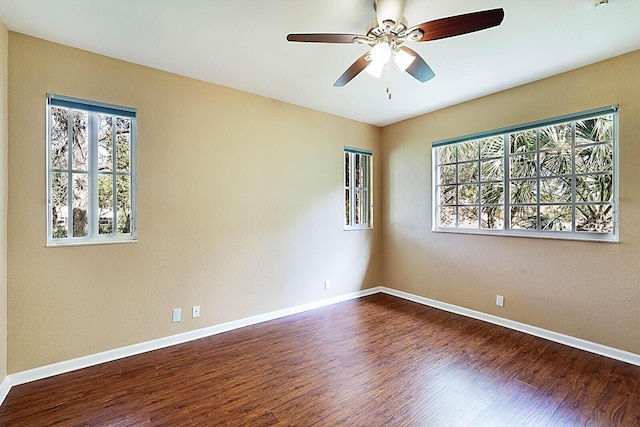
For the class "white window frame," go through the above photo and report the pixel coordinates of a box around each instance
[46,94,138,246]
[344,147,373,230]
[432,105,619,242]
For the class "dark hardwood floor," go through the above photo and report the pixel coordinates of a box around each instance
[1,293,639,426]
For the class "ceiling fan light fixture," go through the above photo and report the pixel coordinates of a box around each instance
[365,57,387,78]
[370,41,392,64]
[393,48,415,72]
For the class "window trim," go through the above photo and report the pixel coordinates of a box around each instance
[432,105,619,242]
[46,94,138,247]
[344,147,373,230]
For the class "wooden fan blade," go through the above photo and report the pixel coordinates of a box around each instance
[334,52,371,87]
[408,8,504,42]
[400,47,435,82]
[286,33,361,44]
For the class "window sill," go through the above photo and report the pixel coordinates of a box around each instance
[46,237,138,248]
[344,226,374,231]
[432,227,618,243]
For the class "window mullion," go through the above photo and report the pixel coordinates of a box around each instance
[504,133,510,230]
[535,129,541,231]
[351,154,356,226]
[571,122,577,232]
[88,112,99,237]
[66,108,74,238]
[455,146,459,227]
[112,117,117,234]
[477,142,481,229]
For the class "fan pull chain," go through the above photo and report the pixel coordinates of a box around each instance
[386,58,392,100]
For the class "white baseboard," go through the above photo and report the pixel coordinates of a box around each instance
[0,376,10,405]
[5,287,381,396]
[379,286,640,367]
[3,284,638,408]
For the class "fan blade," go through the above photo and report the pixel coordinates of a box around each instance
[408,8,504,42]
[376,0,406,28]
[400,47,435,83]
[334,52,371,87]
[286,33,361,44]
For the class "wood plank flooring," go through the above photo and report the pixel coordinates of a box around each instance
[1,294,639,426]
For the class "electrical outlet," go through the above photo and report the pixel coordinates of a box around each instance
[192,305,201,318]
[172,308,182,322]
[496,295,504,307]
[324,280,330,290]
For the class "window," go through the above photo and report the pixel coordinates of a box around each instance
[344,148,373,229]
[433,106,618,242]
[47,94,137,245]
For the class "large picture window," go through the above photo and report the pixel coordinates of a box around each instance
[433,106,618,241]
[47,94,137,246]
[344,148,373,230]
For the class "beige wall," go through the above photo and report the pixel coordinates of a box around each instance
[6,29,640,376]
[0,20,8,382]
[382,49,640,354]
[7,33,382,373]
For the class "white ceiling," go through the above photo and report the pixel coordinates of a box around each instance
[0,0,639,127]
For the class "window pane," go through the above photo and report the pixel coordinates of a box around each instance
[438,145,456,165]
[540,205,572,231]
[439,186,456,205]
[481,183,504,204]
[576,204,612,233]
[510,206,537,230]
[355,185,361,224]
[510,154,536,179]
[98,174,113,234]
[482,207,504,229]
[458,162,479,183]
[438,165,456,185]
[576,116,613,144]
[345,189,350,226]
[481,136,503,159]
[510,130,536,154]
[344,152,350,187]
[576,175,613,203]
[458,184,478,205]
[116,118,131,172]
[72,110,89,171]
[355,154,364,188]
[98,115,113,172]
[481,159,503,182]
[51,172,68,238]
[50,107,69,169]
[116,175,131,233]
[72,173,88,237]
[540,178,572,203]
[510,180,537,204]
[359,189,369,225]
[575,144,612,174]
[458,140,479,162]
[458,207,478,229]
[439,207,456,228]
[540,151,572,177]
[540,123,571,150]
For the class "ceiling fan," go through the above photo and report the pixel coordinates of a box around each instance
[287,0,504,87]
